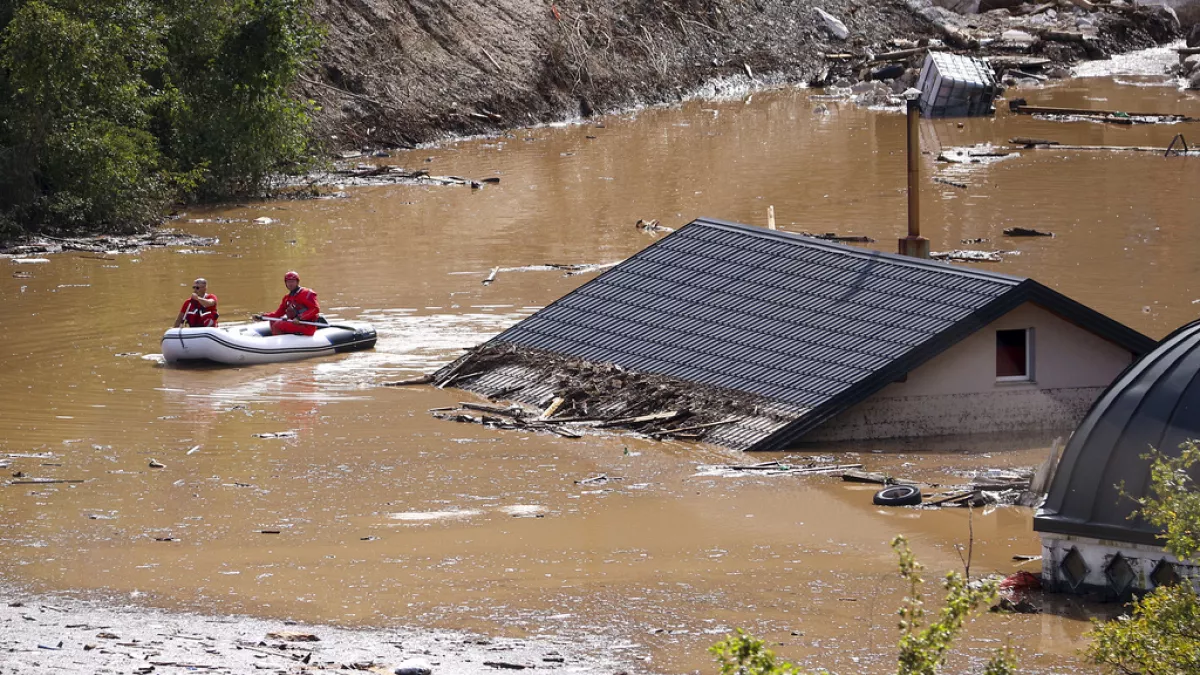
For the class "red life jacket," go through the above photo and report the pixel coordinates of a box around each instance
[181,294,218,327]
[266,287,320,336]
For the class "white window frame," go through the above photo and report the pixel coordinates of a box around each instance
[996,327,1035,383]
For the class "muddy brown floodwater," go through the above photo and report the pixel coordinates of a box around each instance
[3,51,1200,674]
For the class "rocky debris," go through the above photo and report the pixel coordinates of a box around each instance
[814,7,851,40]
[304,0,1180,149]
[0,230,218,258]
[0,589,631,675]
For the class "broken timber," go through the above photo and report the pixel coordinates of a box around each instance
[1008,101,1197,123]
[1011,139,1199,155]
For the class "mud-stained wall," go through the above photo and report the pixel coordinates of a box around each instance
[805,302,1136,441]
[1040,533,1200,595]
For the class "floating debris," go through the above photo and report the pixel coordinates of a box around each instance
[1004,227,1054,237]
[930,249,1004,263]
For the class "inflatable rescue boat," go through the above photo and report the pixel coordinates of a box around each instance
[162,319,376,365]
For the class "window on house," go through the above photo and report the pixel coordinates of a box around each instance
[996,328,1033,381]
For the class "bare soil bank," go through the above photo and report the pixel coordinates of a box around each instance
[304,0,1182,149]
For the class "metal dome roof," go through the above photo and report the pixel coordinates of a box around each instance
[1034,321,1200,546]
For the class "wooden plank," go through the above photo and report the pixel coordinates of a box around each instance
[595,410,682,428]
[927,490,977,506]
[540,397,566,420]
[1010,103,1196,121]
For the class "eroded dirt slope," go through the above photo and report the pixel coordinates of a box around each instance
[305,0,1181,149]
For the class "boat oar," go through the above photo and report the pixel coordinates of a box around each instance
[258,316,361,332]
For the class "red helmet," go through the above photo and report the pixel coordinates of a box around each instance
[284,271,300,281]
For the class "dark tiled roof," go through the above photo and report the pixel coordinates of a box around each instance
[485,218,1154,450]
[1035,320,1200,546]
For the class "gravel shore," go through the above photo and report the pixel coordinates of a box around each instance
[0,589,635,675]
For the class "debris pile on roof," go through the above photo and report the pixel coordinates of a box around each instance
[431,343,803,449]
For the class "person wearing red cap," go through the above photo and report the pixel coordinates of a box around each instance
[253,271,320,336]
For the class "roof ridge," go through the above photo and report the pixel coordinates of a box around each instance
[691,217,1029,286]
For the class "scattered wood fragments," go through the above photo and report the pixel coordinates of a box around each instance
[930,249,1004,263]
[696,461,863,477]
[0,230,217,257]
[252,431,297,439]
[841,469,917,486]
[635,218,674,233]
[934,177,967,189]
[322,164,496,189]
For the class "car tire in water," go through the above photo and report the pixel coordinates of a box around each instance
[873,484,922,507]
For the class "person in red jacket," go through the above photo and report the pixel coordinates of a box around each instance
[174,278,218,327]
[253,271,320,336]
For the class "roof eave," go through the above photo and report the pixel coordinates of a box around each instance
[748,280,1155,451]
[1033,513,1165,548]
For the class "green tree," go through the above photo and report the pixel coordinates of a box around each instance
[0,0,320,238]
[1087,441,1200,675]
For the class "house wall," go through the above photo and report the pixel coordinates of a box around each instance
[805,302,1136,441]
[1040,533,1199,596]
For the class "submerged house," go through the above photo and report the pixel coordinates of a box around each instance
[447,218,1154,450]
[1035,320,1200,596]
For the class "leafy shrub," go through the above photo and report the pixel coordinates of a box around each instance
[1087,441,1200,675]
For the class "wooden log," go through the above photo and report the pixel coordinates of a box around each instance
[1179,47,1200,56]
[540,397,566,420]
[867,46,928,63]
[940,25,979,51]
